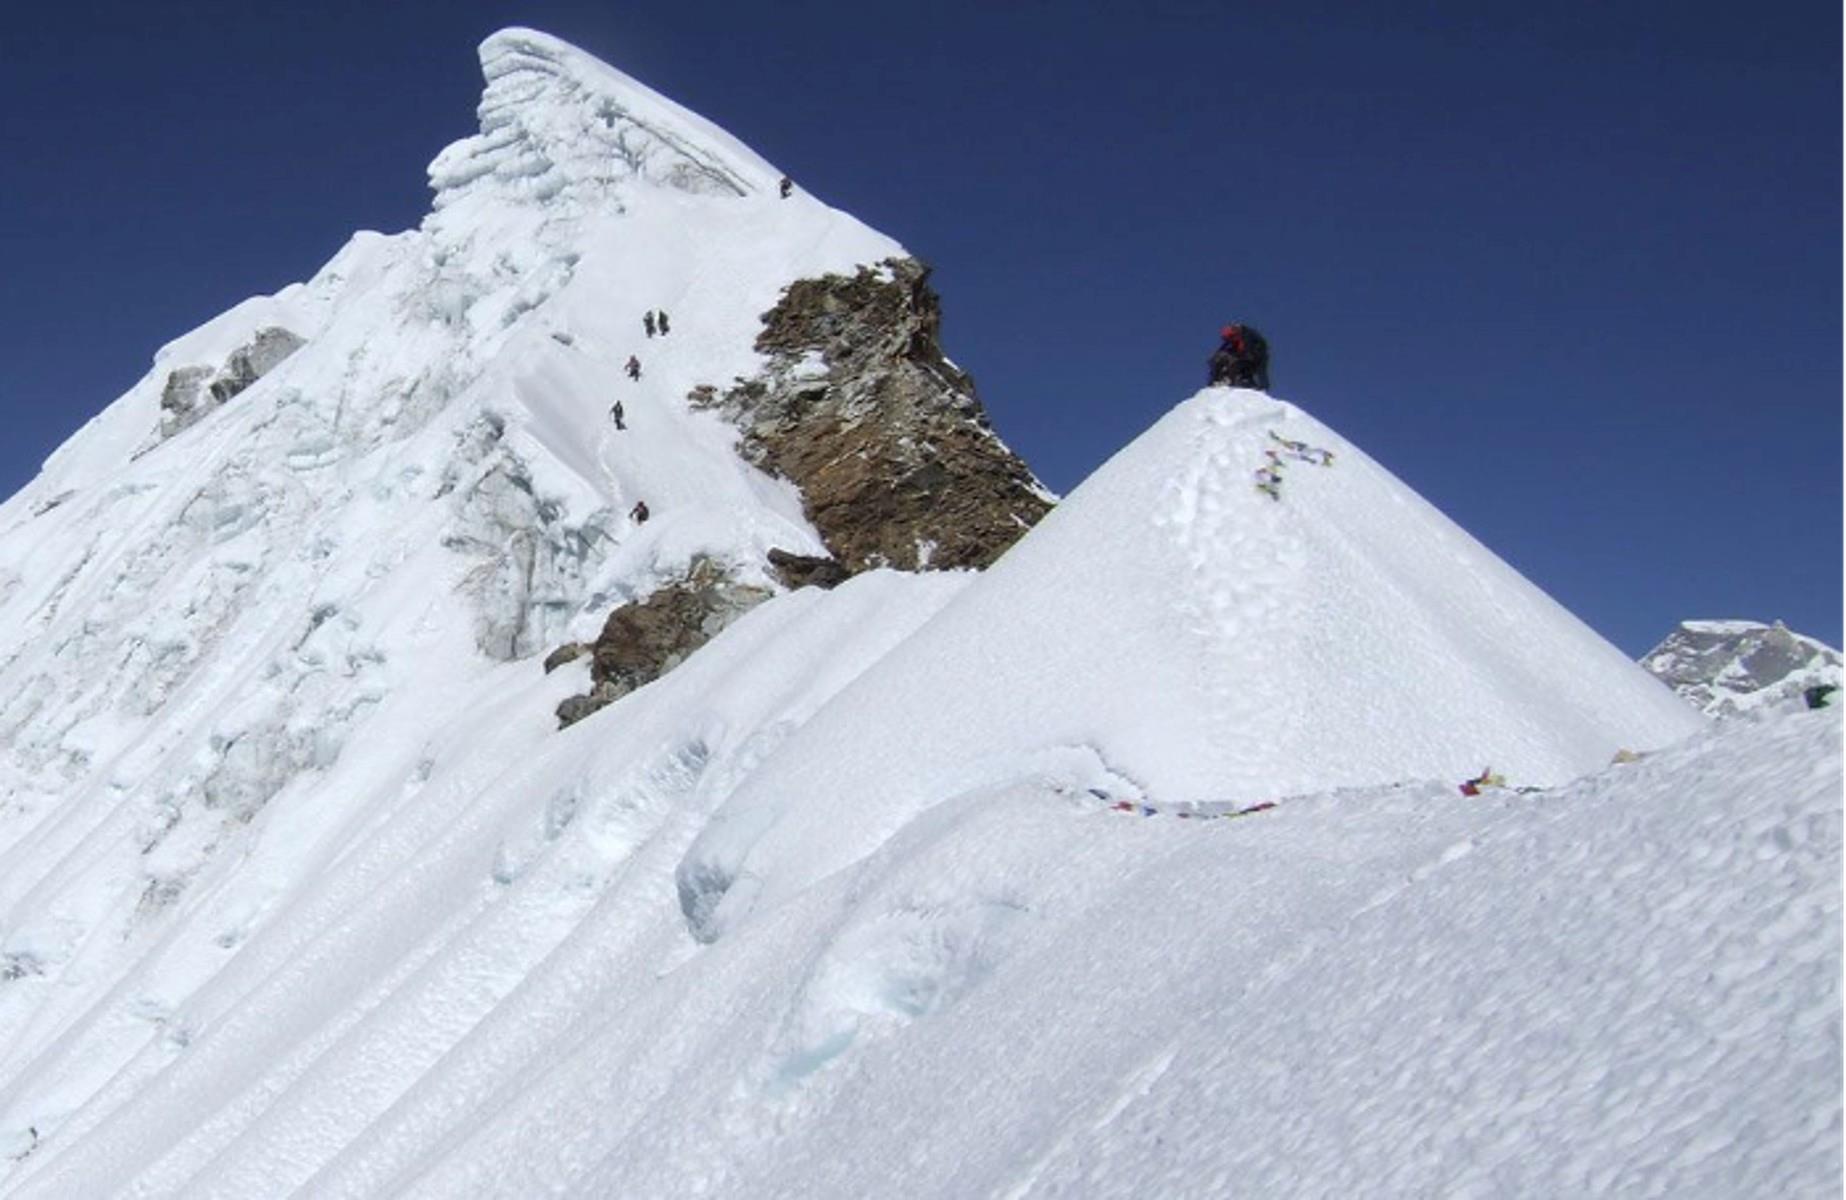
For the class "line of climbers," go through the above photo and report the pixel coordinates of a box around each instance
[610,175,791,522]
[611,309,677,525]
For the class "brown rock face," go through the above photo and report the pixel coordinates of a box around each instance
[550,258,1052,730]
[542,642,590,674]
[555,558,770,728]
[765,548,849,591]
[695,257,1051,573]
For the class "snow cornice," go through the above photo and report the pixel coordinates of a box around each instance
[427,27,781,211]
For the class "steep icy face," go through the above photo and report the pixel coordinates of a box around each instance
[1642,619,1842,716]
[0,26,944,1161]
[0,15,907,792]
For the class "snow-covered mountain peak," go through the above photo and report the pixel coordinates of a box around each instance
[429,28,779,214]
[677,387,1706,939]
[1642,618,1842,717]
[3,29,1832,1197]
[0,36,1039,1140]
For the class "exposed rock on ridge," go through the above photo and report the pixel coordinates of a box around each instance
[556,558,770,728]
[156,326,306,442]
[555,258,1051,729]
[765,548,850,591]
[1641,619,1842,717]
[695,257,1052,573]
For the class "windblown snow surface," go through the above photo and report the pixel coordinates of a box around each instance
[0,26,1836,1199]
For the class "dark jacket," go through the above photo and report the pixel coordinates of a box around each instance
[1209,324,1270,389]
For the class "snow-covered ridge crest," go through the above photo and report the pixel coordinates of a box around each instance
[429,27,780,210]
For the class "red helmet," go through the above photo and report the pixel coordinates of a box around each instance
[1221,324,1238,340]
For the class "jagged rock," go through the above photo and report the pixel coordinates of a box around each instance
[543,641,591,673]
[555,683,618,729]
[1640,619,1842,718]
[694,257,1052,574]
[556,558,771,728]
[156,326,307,441]
[209,326,307,404]
[158,366,217,440]
[558,261,1045,729]
[766,548,849,591]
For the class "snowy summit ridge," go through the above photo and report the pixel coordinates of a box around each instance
[676,389,1707,939]
[0,27,1835,1200]
[430,28,778,209]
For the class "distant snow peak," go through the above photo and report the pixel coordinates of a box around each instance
[1642,619,1842,718]
[429,27,772,211]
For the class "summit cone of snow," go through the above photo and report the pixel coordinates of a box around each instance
[678,389,1705,936]
[0,26,1831,1200]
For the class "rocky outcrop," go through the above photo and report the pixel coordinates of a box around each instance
[158,367,217,440]
[553,259,1049,729]
[1641,620,1842,717]
[157,326,307,441]
[556,558,771,728]
[694,258,1051,573]
[211,326,307,403]
[543,642,591,673]
[765,548,849,591]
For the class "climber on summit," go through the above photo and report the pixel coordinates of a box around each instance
[625,355,642,381]
[1208,323,1270,390]
[656,311,670,335]
[630,500,650,524]
[610,400,625,430]
[779,175,793,199]
[643,312,656,338]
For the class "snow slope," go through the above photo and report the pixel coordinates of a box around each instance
[0,26,1830,1200]
[681,389,1704,938]
[399,708,1840,1200]
[0,25,909,1184]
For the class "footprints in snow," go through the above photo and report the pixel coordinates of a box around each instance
[1152,399,1313,747]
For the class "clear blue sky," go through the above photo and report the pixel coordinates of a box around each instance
[2,0,1838,654]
